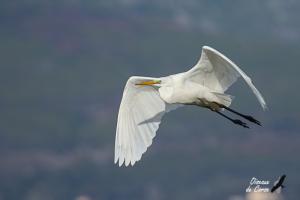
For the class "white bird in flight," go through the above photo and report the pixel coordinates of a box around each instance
[115,46,267,167]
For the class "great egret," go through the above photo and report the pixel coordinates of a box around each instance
[115,46,267,167]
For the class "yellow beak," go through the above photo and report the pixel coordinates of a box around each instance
[135,80,161,86]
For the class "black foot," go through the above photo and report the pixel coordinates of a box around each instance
[233,119,249,128]
[243,115,261,126]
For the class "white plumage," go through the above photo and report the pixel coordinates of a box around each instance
[115,46,267,166]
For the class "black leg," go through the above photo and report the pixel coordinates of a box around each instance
[218,104,261,126]
[215,110,249,128]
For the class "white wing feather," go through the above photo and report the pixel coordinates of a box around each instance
[186,46,267,110]
[115,76,178,167]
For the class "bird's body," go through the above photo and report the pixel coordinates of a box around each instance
[159,74,229,111]
[160,74,215,104]
[115,46,267,166]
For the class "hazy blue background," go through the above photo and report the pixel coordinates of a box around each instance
[0,0,299,200]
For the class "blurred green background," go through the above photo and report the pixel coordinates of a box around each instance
[0,0,299,200]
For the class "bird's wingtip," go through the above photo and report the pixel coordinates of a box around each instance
[262,103,268,111]
[118,161,123,167]
[115,158,137,167]
[114,157,125,167]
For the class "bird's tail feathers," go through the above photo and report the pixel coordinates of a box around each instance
[212,92,234,107]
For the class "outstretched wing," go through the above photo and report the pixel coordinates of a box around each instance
[115,76,178,167]
[185,46,267,110]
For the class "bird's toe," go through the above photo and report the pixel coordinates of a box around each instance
[233,119,249,128]
[244,115,261,126]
